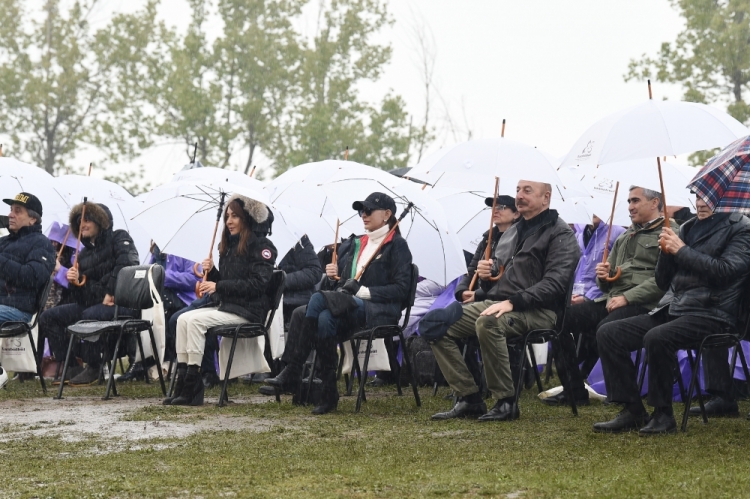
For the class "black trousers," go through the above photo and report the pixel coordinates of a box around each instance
[281,305,308,365]
[597,310,731,408]
[41,303,135,367]
[552,300,648,397]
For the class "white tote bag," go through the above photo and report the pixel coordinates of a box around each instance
[341,337,392,375]
[135,266,166,365]
[0,319,39,373]
[216,302,283,379]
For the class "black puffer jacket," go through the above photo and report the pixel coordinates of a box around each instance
[655,213,750,326]
[488,209,580,313]
[68,202,140,308]
[207,232,278,323]
[0,224,55,313]
[279,235,322,307]
[454,226,502,302]
[321,231,412,328]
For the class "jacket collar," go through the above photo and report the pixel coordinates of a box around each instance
[7,224,42,239]
[680,212,738,246]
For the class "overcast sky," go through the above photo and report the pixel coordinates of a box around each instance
[86,0,687,185]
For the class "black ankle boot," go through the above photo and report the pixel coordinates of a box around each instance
[163,363,187,405]
[171,365,204,406]
[311,337,339,415]
[120,361,146,382]
[266,364,302,393]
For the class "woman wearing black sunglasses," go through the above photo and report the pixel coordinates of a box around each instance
[267,192,413,414]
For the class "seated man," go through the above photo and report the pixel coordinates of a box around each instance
[594,197,750,435]
[455,194,519,304]
[546,186,668,406]
[429,180,580,421]
[0,193,55,386]
[41,202,140,385]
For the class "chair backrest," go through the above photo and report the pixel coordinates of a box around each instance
[28,276,55,329]
[113,265,165,311]
[399,264,420,329]
[263,270,286,330]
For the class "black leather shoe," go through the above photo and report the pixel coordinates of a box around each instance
[258,385,278,396]
[431,398,487,420]
[202,371,220,389]
[689,397,739,417]
[541,390,591,407]
[119,361,146,382]
[477,399,520,422]
[593,409,649,433]
[639,411,677,436]
[266,365,302,390]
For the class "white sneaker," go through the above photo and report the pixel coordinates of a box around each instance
[0,367,8,389]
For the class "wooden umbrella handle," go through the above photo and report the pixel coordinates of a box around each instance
[331,219,340,281]
[469,177,501,291]
[71,200,87,287]
[196,193,227,298]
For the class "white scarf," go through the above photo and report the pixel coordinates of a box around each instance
[353,223,390,300]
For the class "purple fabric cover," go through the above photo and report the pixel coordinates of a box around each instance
[47,222,80,250]
[573,222,626,300]
[148,253,199,305]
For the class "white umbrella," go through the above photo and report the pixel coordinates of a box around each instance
[0,158,69,231]
[51,175,152,263]
[171,166,266,190]
[131,180,298,265]
[407,138,588,200]
[559,99,748,169]
[270,162,466,285]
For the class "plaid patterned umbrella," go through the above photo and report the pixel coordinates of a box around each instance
[687,135,750,214]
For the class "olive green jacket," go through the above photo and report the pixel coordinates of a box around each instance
[595,218,678,310]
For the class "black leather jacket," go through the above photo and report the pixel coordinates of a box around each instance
[655,213,750,326]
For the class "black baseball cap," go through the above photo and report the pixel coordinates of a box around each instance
[352,192,397,214]
[3,192,43,217]
[484,194,517,212]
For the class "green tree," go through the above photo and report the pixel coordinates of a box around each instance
[0,0,162,173]
[625,0,750,164]
[270,0,416,174]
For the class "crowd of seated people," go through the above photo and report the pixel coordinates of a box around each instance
[1,181,748,433]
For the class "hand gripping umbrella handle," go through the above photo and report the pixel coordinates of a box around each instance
[196,192,227,298]
[71,199,88,287]
[601,182,622,283]
[470,177,502,290]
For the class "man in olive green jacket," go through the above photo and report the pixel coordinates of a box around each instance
[545,186,677,406]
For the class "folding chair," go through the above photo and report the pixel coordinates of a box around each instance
[348,263,421,412]
[0,276,54,394]
[634,348,687,403]
[205,270,285,407]
[508,274,579,415]
[680,312,750,432]
[55,265,167,400]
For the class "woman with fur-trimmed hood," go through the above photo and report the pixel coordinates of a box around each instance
[163,194,277,406]
[40,201,140,386]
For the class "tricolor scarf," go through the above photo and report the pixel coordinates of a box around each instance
[349,230,396,280]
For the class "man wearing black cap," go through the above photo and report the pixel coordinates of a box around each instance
[0,192,56,341]
[455,195,519,304]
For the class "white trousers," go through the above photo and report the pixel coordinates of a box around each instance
[176,307,248,366]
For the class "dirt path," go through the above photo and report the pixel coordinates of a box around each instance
[0,395,275,448]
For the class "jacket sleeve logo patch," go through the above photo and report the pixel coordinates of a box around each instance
[261,249,272,260]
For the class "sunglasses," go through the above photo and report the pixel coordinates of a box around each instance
[358,208,374,217]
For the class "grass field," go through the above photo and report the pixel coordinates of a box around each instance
[1,376,749,499]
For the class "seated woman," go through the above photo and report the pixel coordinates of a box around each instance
[266,192,413,414]
[163,194,277,406]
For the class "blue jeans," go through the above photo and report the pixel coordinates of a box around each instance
[0,305,32,325]
[305,293,366,339]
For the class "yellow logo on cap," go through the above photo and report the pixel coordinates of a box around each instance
[14,194,29,203]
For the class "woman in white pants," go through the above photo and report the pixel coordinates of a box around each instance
[163,194,277,406]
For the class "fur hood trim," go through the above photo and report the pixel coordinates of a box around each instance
[69,202,112,237]
[226,194,268,224]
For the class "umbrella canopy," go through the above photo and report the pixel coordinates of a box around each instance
[172,166,266,191]
[687,135,750,214]
[0,158,69,231]
[560,100,748,169]
[52,175,152,262]
[132,180,299,265]
[406,138,587,200]
[269,162,467,285]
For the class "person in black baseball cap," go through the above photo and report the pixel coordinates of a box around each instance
[0,192,55,346]
[3,192,44,232]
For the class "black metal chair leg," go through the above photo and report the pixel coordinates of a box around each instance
[167,360,178,397]
[146,326,167,395]
[336,343,345,380]
[135,333,151,385]
[104,330,125,400]
[674,358,687,403]
[544,345,554,383]
[637,350,648,395]
[219,327,241,407]
[513,337,530,411]
[553,335,578,416]
[681,348,702,432]
[28,331,46,395]
[55,335,76,400]
[529,344,544,393]
[347,339,361,397]
[385,336,402,396]
[399,331,420,406]
[355,335,374,412]
[303,350,318,406]
[118,357,126,377]
[737,344,750,396]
